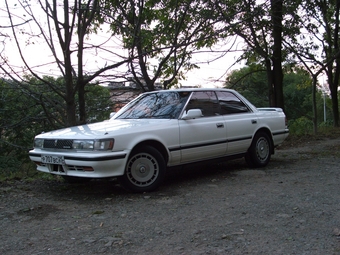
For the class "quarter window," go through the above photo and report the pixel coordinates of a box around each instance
[216,91,249,114]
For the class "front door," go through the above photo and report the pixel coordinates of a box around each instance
[179,91,227,163]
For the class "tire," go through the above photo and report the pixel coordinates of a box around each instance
[245,131,272,168]
[118,146,166,192]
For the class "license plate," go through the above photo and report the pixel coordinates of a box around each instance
[41,155,65,165]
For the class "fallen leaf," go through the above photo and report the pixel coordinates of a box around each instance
[333,228,340,236]
[92,210,104,215]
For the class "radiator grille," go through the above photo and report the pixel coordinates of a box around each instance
[44,139,73,149]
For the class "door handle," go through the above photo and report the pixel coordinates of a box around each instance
[216,123,224,128]
[251,119,257,124]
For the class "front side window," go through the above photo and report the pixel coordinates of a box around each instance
[185,91,219,117]
[216,91,250,114]
[115,91,190,119]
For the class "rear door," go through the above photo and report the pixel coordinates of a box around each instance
[179,91,227,163]
[216,91,258,155]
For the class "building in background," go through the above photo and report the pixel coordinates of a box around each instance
[108,78,195,112]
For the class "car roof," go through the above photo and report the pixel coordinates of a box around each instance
[146,88,236,93]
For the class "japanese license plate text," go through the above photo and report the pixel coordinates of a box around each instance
[41,155,65,165]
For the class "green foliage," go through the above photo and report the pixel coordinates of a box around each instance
[0,156,38,181]
[0,155,19,175]
[319,119,334,128]
[224,65,333,125]
[84,84,113,123]
[288,117,314,135]
[283,68,314,120]
[0,79,46,159]
[0,77,113,179]
[225,64,269,107]
[107,0,219,89]
[221,0,302,67]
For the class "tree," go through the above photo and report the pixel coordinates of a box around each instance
[302,0,340,127]
[1,0,130,126]
[0,77,46,158]
[282,0,340,130]
[0,78,50,172]
[224,64,269,107]
[283,67,319,122]
[0,76,112,170]
[224,64,321,123]
[105,0,222,91]
[271,0,284,109]
[217,0,302,111]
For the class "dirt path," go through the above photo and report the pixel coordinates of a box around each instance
[1,138,340,255]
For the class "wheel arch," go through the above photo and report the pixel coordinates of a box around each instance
[130,140,169,163]
[253,127,274,154]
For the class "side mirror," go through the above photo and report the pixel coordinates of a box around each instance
[181,109,203,120]
[109,112,116,119]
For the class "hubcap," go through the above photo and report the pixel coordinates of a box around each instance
[256,138,269,161]
[127,153,159,187]
[138,165,146,174]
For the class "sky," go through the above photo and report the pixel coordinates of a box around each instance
[1,31,241,88]
[1,32,242,89]
[181,43,244,88]
[0,0,245,89]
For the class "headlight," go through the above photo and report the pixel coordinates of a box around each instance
[72,140,95,150]
[72,139,114,151]
[94,139,114,150]
[34,138,44,149]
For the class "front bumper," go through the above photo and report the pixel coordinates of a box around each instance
[29,149,128,178]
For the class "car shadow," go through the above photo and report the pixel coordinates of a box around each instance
[163,158,247,187]
[33,157,289,201]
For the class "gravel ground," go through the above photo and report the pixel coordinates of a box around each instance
[1,137,340,255]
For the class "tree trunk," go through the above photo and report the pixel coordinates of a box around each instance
[63,0,77,127]
[265,59,275,107]
[77,4,86,125]
[271,0,284,111]
[64,48,76,122]
[312,75,318,134]
[331,0,340,127]
[330,83,339,127]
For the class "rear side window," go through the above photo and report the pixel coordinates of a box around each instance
[216,91,250,115]
[186,91,219,117]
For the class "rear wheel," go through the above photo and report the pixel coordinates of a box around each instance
[245,131,272,167]
[119,146,166,192]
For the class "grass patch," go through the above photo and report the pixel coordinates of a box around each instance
[281,126,340,158]
[0,160,54,182]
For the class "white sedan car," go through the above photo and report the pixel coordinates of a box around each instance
[29,88,289,192]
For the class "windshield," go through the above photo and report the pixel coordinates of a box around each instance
[115,91,191,119]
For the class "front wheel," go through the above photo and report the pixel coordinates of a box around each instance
[118,146,166,192]
[245,132,272,168]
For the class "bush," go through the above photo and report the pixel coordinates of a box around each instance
[288,117,314,135]
[319,119,334,128]
[0,156,18,174]
[0,155,37,181]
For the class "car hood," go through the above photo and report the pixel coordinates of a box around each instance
[36,119,174,139]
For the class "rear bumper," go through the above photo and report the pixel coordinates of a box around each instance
[272,128,289,146]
